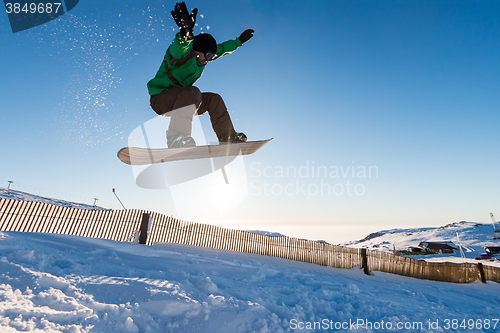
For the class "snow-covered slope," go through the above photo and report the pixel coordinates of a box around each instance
[344,221,500,266]
[0,188,108,210]
[2,189,500,331]
[1,231,500,333]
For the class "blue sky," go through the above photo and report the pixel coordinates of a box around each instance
[1,0,499,243]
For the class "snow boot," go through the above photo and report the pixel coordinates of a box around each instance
[167,134,196,148]
[233,132,247,143]
[221,132,247,144]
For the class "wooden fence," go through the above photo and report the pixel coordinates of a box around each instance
[0,198,144,242]
[1,197,499,284]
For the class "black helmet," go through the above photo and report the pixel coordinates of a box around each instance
[193,33,217,54]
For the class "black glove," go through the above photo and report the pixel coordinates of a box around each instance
[239,29,254,44]
[171,2,198,40]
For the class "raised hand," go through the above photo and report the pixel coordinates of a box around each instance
[171,2,198,40]
[239,29,254,44]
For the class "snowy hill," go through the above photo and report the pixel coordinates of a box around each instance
[1,231,500,333]
[344,221,500,267]
[0,188,108,210]
[2,190,500,331]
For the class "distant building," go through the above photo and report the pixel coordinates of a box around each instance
[407,247,424,254]
[485,247,500,255]
[418,242,457,254]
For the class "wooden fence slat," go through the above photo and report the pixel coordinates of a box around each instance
[163,216,174,243]
[217,227,225,250]
[77,208,94,237]
[160,214,170,244]
[0,199,11,229]
[131,210,144,242]
[64,208,81,236]
[73,208,90,237]
[224,228,231,251]
[208,225,217,249]
[51,205,70,235]
[118,209,133,242]
[112,209,124,241]
[226,228,234,251]
[103,210,119,241]
[97,209,113,239]
[211,225,220,250]
[107,209,120,241]
[165,216,173,243]
[44,205,60,234]
[176,219,185,244]
[13,201,35,232]
[18,201,39,232]
[191,223,200,247]
[239,230,246,252]
[249,231,257,254]
[0,199,20,231]
[115,209,134,242]
[199,223,208,248]
[256,232,263,255]
[203,224,212,249]
[101,210,115,240]
[81,209,96,238]
[193,223,201,247]
[0,199,13,226]
[32,202,51,233]
[186,222,194,246]
[79,209,96,238]
[155,212,167,245]
[173,216,183,244]
[32,202,56,233]
[146,212,158,245]
[70,208,85,237]
[147,212,157,244]
[156,213,169,244]
[64,207,79,236]
[58,207,74,235]
[199,223,207,248]
[240,230,249,254]
[174,219,183,244]
[5,200,25,231]
[98,210,111,240]
[88,209,105,239]
[7,200,25,231]
[70,207,87,236]
[113,209,130,242]
[4,200,25,231]
[221,226,229,250]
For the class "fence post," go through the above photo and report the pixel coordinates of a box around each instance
[138,213,150,245]
[477,263,486,284]
[360,248,370,275]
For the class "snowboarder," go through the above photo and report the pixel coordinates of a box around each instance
[147,2,254,148]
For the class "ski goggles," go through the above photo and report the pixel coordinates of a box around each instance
[205,51,217,62]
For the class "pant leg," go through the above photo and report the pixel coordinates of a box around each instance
[150,87,202,140]
[197,92,236,142]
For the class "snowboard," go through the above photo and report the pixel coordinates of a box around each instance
[117,139,272,165]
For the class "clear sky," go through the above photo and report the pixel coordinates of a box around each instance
[1,0,499,244]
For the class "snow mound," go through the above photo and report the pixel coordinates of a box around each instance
[1,231,500,332]
[247,230,285,237]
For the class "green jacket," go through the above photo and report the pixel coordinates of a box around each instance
[147,33,242,96]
